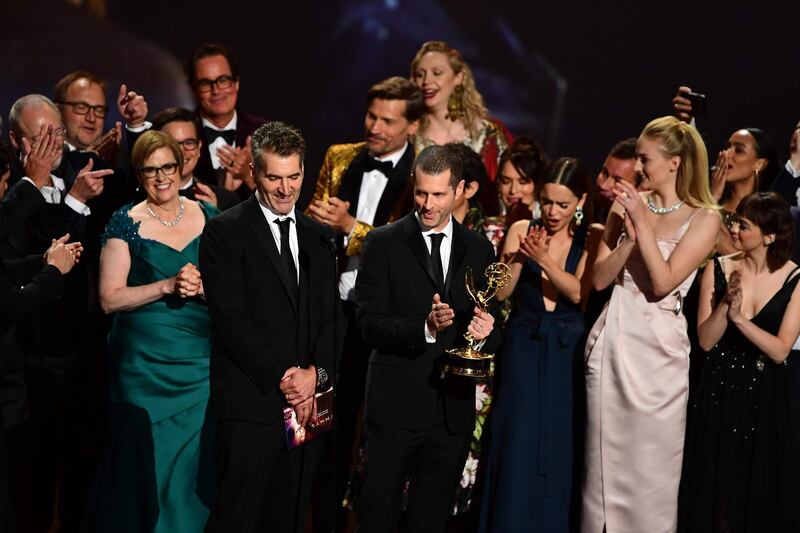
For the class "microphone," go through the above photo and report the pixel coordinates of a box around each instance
[319,228,338,257]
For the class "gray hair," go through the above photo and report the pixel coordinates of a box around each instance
[250,121,306,173]
[8,94,60,137]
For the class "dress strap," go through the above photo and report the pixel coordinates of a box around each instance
[675,207,703,237]
[783,265,800,286]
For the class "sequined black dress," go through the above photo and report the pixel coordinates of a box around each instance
[678,259,800,532]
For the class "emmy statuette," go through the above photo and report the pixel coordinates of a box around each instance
[441,262,511,378]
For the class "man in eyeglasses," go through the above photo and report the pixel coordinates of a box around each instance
[150,107,240,210]
[53,70,147,167]
[184,42,266,196]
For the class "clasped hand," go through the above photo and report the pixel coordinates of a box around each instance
[172,263,203,298]
[280,367,317,426]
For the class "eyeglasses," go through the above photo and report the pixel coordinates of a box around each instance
[30,126,67,144]
[139,162,179,179]
[57,101,109,118]
[194,75,237,94]
[176,138,199,150]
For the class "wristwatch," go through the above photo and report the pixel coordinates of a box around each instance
[316,366,329,391]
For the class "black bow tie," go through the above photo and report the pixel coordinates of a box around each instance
[363,156,394,176]
[203,126,236,146]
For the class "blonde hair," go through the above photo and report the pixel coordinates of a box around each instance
[640,116,717,210]
[410,41,488,137]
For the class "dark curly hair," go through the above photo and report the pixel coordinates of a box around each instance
[250,121,306,172]
[736,192,794,272]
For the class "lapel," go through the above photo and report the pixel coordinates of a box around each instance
[373,141,414,227]
[402,212,440,293]
[296,212,314,317]
[244,195,298,313]
[337,147,371,213]
[444,221,468,299]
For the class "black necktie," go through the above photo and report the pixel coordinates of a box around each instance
[203,126,236,146]
[363,157,394,176]
[275,218,298,302]
[429,233,445,292]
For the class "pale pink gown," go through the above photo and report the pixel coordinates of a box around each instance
[582,211,700,533]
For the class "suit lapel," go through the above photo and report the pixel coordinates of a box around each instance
[373,142,414,227]
[402,213,440,292]
[444,221,468,299]
[296,212,313,321]
[245,196,298,312]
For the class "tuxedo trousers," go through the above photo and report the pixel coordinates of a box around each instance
[204,418,320,533]
[357,397,470,533]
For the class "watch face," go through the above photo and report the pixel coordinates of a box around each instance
[317,367,328,383]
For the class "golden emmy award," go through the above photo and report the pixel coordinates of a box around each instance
[442,262,511,378]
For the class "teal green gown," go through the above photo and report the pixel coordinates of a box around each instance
[85,202,218,533]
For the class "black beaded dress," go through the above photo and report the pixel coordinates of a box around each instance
[678,259,800,532]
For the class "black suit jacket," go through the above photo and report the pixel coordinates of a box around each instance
[199,195,338,424]
[355,212,498,434]
[195,110,266,190]
[770,165,800,208]
[337,143,415,231]
[0,181,64,428]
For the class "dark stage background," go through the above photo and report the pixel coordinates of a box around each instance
[2,0,798,206]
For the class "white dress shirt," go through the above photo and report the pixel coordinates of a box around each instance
[203,112,238,170]
[256,191,299,283]
[338,142,408,300]
[417,214,454,343]
[21,175,90,215]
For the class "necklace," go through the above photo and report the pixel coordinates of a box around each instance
[647,195,684,215]
[146,197,184,227]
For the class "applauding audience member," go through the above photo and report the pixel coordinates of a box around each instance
[680,192,800,531]
[184,42,266,195]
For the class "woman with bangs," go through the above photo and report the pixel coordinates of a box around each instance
[583,116,720,532]
[679,192,800,532]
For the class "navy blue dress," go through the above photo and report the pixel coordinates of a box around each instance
[479,223,585,533]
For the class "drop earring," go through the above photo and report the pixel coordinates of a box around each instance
[574,205,584,227]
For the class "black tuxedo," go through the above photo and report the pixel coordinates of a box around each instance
[770,164,800,208]
[200,195,337,533]
[337,144,414,232]
[0,180,64,532]
[354,212,497,532]
[178,179,240,211]
[195,110,266,192]
[2,150,124,531]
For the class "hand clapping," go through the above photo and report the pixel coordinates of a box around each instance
[517,224,549,263]
[427,293,454,333]
[307,196,355,234]
[725,270,743,322]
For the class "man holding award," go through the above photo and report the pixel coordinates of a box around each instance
[354,145,499,532]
